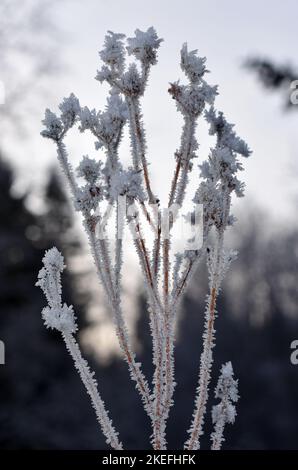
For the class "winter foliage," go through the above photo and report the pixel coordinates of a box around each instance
[38,27,250,450]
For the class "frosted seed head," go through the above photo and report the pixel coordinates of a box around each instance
[215,361,239,403]
[42,247,65,272]
[169,82,217,117]
[36,248,65,310]
[121,63,143,96]
[79,107,99,132]
[96,65,113,83]
[42,303,77,334]
[194,180,223,230]
[59,93,81,128]
[99,31,126,73]
[211,361,239,440]
[106,93,128,122]
[180,43,208,83]
[41,109,63,141]
[127,27,163,66]
[77,156,102,184]
[204,106,251,157]
[88,94,128,148]
[74,185,104,213]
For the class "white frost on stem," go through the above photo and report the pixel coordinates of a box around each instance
[211,361,239,450]
[36,248,122,450]
[185,93,250,451]
[40,28,251,450]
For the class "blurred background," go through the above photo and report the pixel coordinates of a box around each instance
[0,0,298,450]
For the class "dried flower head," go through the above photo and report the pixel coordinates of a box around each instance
[127,27,163,65]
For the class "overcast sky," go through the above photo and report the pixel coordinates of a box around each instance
[4,0,298,222]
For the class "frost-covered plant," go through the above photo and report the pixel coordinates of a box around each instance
[38,27,251,450]
[211,362,239,450]
[36,248,122,449]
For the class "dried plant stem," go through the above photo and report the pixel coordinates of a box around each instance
[185,286,217,450]
[150,237,172,450]
[114,200,123,297]
[172,259,193,306]
[127,98,140,171]
[127,207,165,449]
[157,117,200,433]
[161,238,175,423]
[152,215,161,280]
[139,200,157,233]
[185,234,223,450]
[152,328,166,450]
[175,118,196,207]
[127,97,156,203]
[63,332,122,450]
[171,246,206,309]
[112,306,154,419]
[57,140,154,421]
[168,155,182,207]
[57,141,78,195]
[211,419,224,450]
[88,229,155,421]
[129,217,165,447]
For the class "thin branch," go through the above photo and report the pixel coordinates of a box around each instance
[185,233,223,450]
[56,139,154,422]
[63,332,122,450]
[127,97,156,204]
